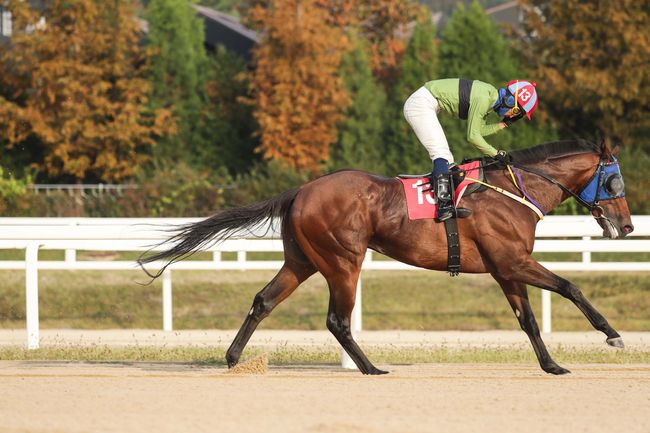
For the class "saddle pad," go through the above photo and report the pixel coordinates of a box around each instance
[399,160,482,221]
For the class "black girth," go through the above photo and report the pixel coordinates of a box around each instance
[458,79,473,120]
[444,218,461,276]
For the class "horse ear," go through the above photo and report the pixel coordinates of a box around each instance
[611,144,621,157]
[599,139,612,158]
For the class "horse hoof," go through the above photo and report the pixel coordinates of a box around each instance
[365,368,389,375]
[606,337,625,348]
[544,364,571,375]
[226,354,239,368]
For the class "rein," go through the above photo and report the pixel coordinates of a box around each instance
[459,154,618,221]
[504,161,595,210]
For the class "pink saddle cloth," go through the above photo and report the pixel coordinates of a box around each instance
[399,160,481,220]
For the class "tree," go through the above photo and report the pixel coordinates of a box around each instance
[145,0,208,163]
[384,13,438,174]
[199,46,259,175]
[436,1,555,161]
[0,0,173,182]
[197,0,242,16]
[329,34,387,173]
[248,0,350,173]
[356,0,419,87]
[519,0,650,148]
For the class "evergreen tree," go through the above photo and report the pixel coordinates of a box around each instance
[384,14,438,174]
[437,0,556,161]
[329,35,387,174]
[146,0,208,163]
[199,46,259,175]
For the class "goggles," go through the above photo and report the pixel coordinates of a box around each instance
[495,88,516,117]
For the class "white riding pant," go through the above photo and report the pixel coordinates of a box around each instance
[403,86,454,163]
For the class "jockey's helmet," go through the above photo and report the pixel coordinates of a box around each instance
[494,80,538,120]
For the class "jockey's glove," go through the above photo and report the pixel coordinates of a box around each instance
[494,150,512,165]
[503,111,524,127]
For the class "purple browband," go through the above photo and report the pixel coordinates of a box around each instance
[514,169,546,216]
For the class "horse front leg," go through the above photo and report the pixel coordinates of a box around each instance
[502,258,624,349]
[492,274,570,375]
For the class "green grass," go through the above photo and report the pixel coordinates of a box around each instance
[1,268,649,331]
[0,344,648,365]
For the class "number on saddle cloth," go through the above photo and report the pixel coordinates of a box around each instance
[397,160,485,221]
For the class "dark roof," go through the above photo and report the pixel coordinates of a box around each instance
[193,5,258,62]
[485,1,521,31]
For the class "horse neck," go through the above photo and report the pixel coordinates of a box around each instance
[523,153,600,212]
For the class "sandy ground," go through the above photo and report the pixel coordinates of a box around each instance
[1,361,649,433]
[3,328,650,350]
[1,330,650,433]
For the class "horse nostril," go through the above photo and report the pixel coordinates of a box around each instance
[623,225,634,234]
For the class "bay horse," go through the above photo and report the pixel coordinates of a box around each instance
[140,139,634,375]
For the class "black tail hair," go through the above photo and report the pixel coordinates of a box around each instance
[138,188,299,279]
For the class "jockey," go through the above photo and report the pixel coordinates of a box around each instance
[403,78,538,222]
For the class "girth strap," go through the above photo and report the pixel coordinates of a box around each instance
[444,218,461,276]
[458,79,473,120]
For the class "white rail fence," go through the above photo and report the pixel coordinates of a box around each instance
[1,216,649,357]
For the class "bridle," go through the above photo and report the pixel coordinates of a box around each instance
[501,154,625,225]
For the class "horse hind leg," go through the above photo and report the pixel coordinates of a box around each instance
[493,274,570,375]
[226,261,315,368]
[325,272,388,375]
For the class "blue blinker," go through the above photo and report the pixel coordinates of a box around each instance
[578,157,625,203]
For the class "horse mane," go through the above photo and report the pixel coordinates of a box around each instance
[510,139,600,164]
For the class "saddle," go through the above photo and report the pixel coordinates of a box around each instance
[397,159,487,205]
[397,160,488,277]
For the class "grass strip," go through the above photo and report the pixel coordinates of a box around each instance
[1,345,648,365]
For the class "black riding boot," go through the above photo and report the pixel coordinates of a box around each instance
[435,173,472,222]
[435,173,454,222]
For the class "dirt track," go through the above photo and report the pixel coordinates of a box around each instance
[1,361,649,433]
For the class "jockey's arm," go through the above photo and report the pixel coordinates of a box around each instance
[466,96,500,157]
[480,122,503,137]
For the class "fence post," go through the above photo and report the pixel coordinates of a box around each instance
[542,289,552,333]
[65,221,77,263]
[341,273,363,370]
[162,269,172,331]
[582,236,591,264]
[25,242,40,349]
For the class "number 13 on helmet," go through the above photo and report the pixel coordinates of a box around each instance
[507,80,538,120]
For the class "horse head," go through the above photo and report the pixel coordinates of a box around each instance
[588,142,634,239]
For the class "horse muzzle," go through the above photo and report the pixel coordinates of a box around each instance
[602,220,634,239]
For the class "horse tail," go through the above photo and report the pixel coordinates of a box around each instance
[138,188,300,279]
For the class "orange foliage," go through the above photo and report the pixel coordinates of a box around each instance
[249,0,350,172]
[357,0,420,83]
[520,0,650,143]
[0,0,174,182]
[315,0,419,83]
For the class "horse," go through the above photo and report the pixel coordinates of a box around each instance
[139,139,634,375]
